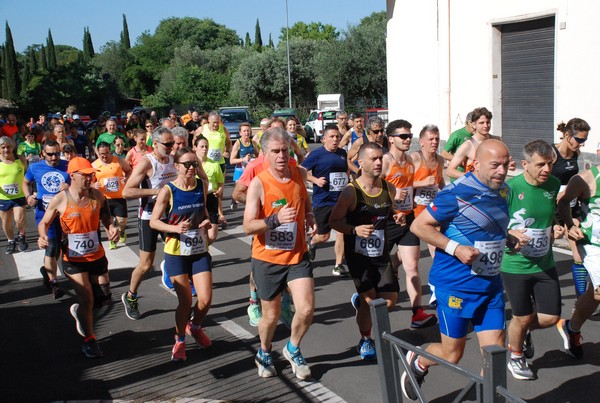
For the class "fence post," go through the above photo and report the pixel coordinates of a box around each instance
[370,298,401,403]
[482,345,507,403]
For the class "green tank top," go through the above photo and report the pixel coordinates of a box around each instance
[202,124,226,164]
[580,165,600,247]
[501,173,560,274]
[0,159,25,200]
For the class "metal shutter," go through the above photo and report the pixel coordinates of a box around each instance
[500,16,555,158]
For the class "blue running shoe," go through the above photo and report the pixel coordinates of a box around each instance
[357,337,376,360]
[351,293,360,313]
[160,260,174,291]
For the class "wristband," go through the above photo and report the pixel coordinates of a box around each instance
[264,214,281,230]
[351,227,357,235]
[444,239,459,256]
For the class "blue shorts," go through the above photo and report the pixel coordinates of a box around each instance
[0,197,26,211]
[435,287,505,339]
[164,252,212,277]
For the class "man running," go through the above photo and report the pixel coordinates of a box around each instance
[403,139,519,400]
[329,142,404,360]
[301,125,349,275]
[24,140,70,299]
[501,140,563,380]
[243,127,316,380]
[38,157,120,358]
[121,127,177,320]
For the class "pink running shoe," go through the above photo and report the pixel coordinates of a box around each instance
[186,322,212,348]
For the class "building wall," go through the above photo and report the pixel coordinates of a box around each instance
[386,0,600,164]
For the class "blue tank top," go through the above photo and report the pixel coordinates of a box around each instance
[238,140,256,159]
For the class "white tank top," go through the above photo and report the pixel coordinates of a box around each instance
[139,153,177,219]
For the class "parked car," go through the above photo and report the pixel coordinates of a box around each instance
[272,108,298,121]
[219,107,252,140]
[305,109,338,142]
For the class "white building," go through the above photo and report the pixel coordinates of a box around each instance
[386,0,600,163]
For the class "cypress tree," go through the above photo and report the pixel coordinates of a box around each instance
[254,19,263,52]
[4,22,19,100]
[46,29,57,70]
[121,14,131,49]
[21,59,31,91]
[39,44,48,71]
[268,33,274,48]
[83,27,95,62]
[245,32,252,48]
[86,27,95,58]
[28,47,38,73]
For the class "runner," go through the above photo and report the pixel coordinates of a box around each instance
[23,140,70,299]
[92,142,132,249]
[501,140,563,380]
[121,127,178,320]
[243,127,316,380]
[329,141,404,360]
[37,157,120,358]
[150,148,213,361]
[411,125,445,218]
[381,120,437,329]
[441,111,473,178]
[339,112,366,151]
[347,116,389,175]
[0,136,28,254]
[229,122,258,211]
[556,156,600,359]
[125,129,152,170]
[301,125,349,275]
[402,139,520,400]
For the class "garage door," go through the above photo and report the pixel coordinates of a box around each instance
[500,16,555,158]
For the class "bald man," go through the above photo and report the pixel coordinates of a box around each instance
[401,140,522,400]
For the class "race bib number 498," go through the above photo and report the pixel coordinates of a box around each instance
[471,239,506,276]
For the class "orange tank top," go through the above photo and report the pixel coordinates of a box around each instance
[60,190,105,262]
[413,151,443,216]
[93,156,125,199]
[252,166,307,265]
[385,154,415,214]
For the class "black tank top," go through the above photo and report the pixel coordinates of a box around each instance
[551,144,579,185]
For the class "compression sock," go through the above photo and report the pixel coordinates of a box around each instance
[571,262,587,297]
[286,340,299,354]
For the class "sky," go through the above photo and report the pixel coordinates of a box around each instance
[0,0,385,53]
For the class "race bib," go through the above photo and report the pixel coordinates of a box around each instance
[355,229,385,257]
[265,222,297,250]
[394,186,413,211]
[414,185,438,205]
[67,231,99,258]
[180,229,208,255]
[104,177,120,193]
[2,183,19,195]
[471,239,506,276]
[329,172,348,192]
[208,148,222,161]
[520,227,551,258]
[30,155,40,163]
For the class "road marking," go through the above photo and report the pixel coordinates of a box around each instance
[214,317,347,403]
[553,246,572,256]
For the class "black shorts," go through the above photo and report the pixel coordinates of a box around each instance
[45,237,61,258]
[138,218,164,253]
[107,198,127,218]
[501,269,561,317]
[251,253,313,300]
[63,255,108,276]
[314,205,334,235]
[206,193,219,224]
[387,212,420,247]
[345,246,399,294]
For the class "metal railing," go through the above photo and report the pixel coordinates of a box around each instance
[370,299,526,403]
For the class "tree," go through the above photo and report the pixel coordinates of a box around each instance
[27,47,38,73]
[314,12,387,104]
[39,44,48,72]
[92,40,134,97]
[4,22,20,100]
[245,32,252,48]
[268,33,274,48]
[121,14,131,49]
[0,45,5,98]
[83,27,95,62]
[279,22,339,42]
[21,59,31,92]
[46,29,57,70]
[254,19,263,52]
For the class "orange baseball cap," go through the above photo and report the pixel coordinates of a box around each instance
[68,157,96,174]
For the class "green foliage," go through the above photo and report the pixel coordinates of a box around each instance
[46,29,57,70]
[121,14,131,49]
[254,19,263,52]
[55,45,81,66]
[83,27,95,62]
[92,40,135,97]
[28,47,38,73]
[245,33,252,48]
[279,22,339,42]
[4,22,20,100]
[39,44,47,72]
[314,11,387,104]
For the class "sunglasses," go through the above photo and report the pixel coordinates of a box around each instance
[179,161,199,169]
[572,136,587,144]
[146,125,153,128]
[45,152,60,157]
[157,141,175,148]
[390,133,413,140]
[371,129,384,134]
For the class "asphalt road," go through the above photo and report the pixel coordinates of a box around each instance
[2,146,600,402]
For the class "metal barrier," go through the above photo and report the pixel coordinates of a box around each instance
[370,298,526,403]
